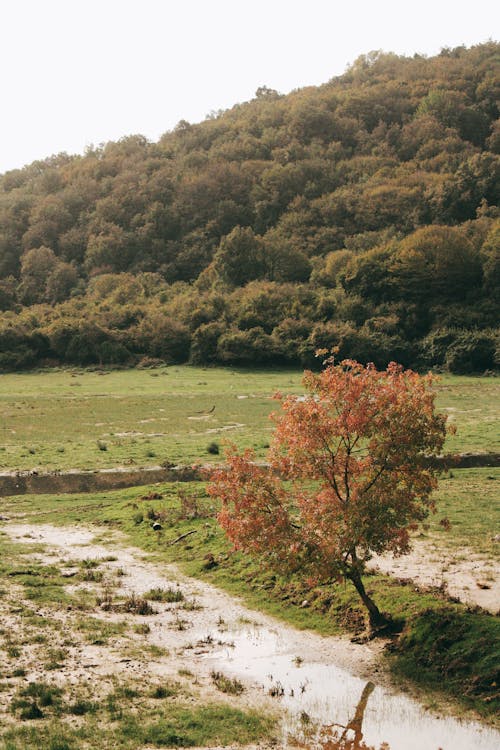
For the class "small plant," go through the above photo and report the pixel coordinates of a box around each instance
[268,681,285,697]
[67,699,98,715]
[81,568,104,582]
[96,440,108,451]
[133,623,151,635]
[11,681,63,720]
[44,648,67,670]
[178,668,193,677]
[172,615,189,631]
[6,642,20,658]
[150,683,178,699]
[96,586,113,611]
[207,441,220,455]
[121,594,156,615]
[181,597,202,611]
[80,558,100,569]
[145,586,184,603]
[210,670,244,695]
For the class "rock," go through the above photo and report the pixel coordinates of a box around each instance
[301,600,309,608]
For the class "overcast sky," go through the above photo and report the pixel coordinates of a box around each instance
[0,0,498,174]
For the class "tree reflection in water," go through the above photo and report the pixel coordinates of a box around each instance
[298,682,390,750]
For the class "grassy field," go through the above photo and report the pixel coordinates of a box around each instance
[0,366,497,473]
[429,468,499,556]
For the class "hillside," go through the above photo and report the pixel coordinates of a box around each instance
[0,43,499,372]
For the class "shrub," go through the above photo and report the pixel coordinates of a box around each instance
[445,330,498,373]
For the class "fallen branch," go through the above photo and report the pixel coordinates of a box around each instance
[168,529,198,546]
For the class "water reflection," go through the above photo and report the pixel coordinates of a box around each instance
[296,682,390,750]
[204,624,500,750]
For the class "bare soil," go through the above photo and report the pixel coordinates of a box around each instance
[370,540,499,613]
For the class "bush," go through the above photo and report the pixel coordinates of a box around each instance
[216,327,282,365]
[445,330,497,373]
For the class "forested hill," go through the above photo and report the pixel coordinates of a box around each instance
[0,43,499,373]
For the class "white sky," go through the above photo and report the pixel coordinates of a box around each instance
[0,0,498,174]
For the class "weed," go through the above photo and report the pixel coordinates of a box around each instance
[5,642,21,658]
[76,616,126,644]
[145,586,184,603]
[150,683,179,699]
[44,648,67,670]
[80,568,104,582]
[172,615,189,631]
[133,622,151,635]
[268,681,285,697]
[121,594,156,615]
[180,597,202,611]
[96,586,114,611]
[80,558,100,569]
[207,441,220,455]
[210,670,245,695]
[11,681,63,719]
[66,700,98,715]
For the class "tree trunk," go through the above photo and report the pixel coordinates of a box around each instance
[347,566,388,629]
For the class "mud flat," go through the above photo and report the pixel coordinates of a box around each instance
[2,522,499,750]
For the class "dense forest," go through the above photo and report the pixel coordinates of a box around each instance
[0,43,499,372]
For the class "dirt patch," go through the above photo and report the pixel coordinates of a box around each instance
[370,540,499,613]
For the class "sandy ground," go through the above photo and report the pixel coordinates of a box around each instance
[370,540,499,613]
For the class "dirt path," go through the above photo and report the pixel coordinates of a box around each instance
[370,540,499,613]
[2,523,382,681]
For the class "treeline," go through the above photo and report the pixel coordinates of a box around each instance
[0,44,499,373]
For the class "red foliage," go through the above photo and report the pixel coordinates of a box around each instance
[208,359,448,625]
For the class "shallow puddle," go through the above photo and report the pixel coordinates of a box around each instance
[205,624,500,750]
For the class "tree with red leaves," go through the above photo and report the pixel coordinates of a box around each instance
[208,359,448,630]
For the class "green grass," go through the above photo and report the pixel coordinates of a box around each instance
[1,698,273,750]
[428,468,500,556]
[389,608,500,716]
[0,365,301,472]
[433,374,500,454]
[0,367,497,472]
